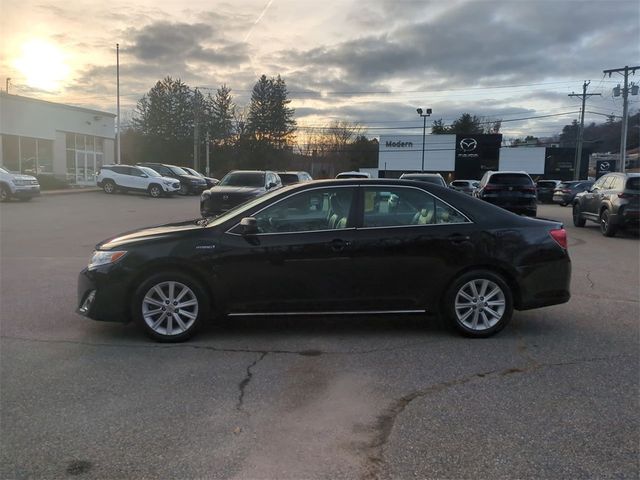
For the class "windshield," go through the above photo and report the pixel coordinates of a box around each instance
[139,166,161,177]
[489,174,533,186]
[169,166,189,175]
[184,168,203,177]
[0,167,8,174]
[219,172,265,187]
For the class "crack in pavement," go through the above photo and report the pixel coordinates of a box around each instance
[358,353,634,480]
[585,271,595,289]
[236,352,268,413]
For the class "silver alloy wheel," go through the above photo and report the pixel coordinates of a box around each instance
[142,281,198,336]
[179,184,188,195]
[104,182,115,193]
[149,185,161,197]
[600,210,609,233]
[454,279,506,331]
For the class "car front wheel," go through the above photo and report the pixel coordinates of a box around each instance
[148,184,162,198]
[133,272,208,342]
[103,180,116,194]
[573,204,586,227]
[444,270,513,338]
[0,186,11,202]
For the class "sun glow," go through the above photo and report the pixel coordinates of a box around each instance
[14,39,70,91]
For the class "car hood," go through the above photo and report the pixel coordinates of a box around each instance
[180,174,207,183]
[208,186,263,195]
[97,219,204,250]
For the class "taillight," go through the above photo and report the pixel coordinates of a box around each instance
[549,228,567,249]
[562,189,571,193]
[483,185,499,191]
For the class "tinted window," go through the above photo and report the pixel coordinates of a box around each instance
[537,181,557,188]
[252,187,354,233]
[488,174,533,186]
[139,166,161,177]
[626,177,640,191]
[169,166,189,175]
[363,187,468,227]
[600,176,615,189]
[220,172,265,187]
[278,173,300,185]
[111,166,130,175]
[451,181,468,187]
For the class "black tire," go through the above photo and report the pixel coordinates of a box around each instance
[560,202,568,207]
[148,184,163,198]
[103,180,116,194]
[0,185,10,202]
[443,270,514,338]
[179,183,189,196]
[599,208,617,237]
[572,204,586,227]
[132,271,209,342]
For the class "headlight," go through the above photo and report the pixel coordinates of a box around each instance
[201,191,211,200]
[88,250,127,270]
[163,180,173,185]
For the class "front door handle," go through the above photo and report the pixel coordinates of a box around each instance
[329,239,351,252]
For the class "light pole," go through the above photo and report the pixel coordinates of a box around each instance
[417,108,432,172]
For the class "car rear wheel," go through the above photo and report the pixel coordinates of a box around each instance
[572,204,586,227]
[600,209,617,237]
[103,180,116,194]
[444,270,513,338]
[148,184,162,198]
[133,272,208,342]
[0,185,11,202]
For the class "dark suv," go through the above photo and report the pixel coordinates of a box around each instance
[200,170,282,217]
[474,171,537,217]
[552,180,594,206]
[137,163,207,195]
[536,180,561,203]
[572,172,640,236]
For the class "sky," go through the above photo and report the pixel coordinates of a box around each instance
[1,0,639,140]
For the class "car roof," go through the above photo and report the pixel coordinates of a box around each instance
[402,173,443,177]
[488,170,530,175]
[226,170,269,174]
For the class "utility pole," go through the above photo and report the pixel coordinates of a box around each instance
[193,89,200,171]
[568,81,600,180]
[416,107,432,171]
[5,78,10,93]
[205,132,210,176]
[604,65,640,172]
[116,44,121,165]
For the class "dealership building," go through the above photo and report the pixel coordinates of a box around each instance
[378,134,588,181]
[0,93,115,185]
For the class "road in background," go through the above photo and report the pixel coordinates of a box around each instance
[1,193,638,479]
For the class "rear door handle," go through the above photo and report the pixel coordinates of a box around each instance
[448,234,470,244]
[329,239,351,252]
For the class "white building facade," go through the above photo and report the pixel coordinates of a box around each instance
[0,93,115,185]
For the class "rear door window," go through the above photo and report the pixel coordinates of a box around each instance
[626,177,640,191]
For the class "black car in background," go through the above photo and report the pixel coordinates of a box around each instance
[200,170,282,217]
[572,172,639,236]
[536,180,561,203]
[276,171,313,186]
[77,179,571,342]
[474,171,537,217]
[137,163,208,195]
[182,167,219,189]
[450,179,479,194]
[552,180,594,206]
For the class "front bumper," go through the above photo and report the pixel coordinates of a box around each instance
[162,183,181,193]
[12,186,41,198]
[76,267,131,323]
[188,184,208,194]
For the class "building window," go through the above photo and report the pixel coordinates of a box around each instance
[64,133,105,184]
[1,134,54,175]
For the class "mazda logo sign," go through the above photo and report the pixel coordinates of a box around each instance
[460,138,478,152]
[599,162,610,171]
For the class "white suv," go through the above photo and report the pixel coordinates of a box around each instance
[97,165,181,198]
[0,166,41,202]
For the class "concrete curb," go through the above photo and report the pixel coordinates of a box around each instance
[41,188,101,196]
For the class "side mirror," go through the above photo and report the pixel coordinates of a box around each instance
[240,217,258,235]
[141,174,148,178]
[267,182,277,189]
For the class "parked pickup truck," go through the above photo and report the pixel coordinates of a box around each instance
[0,166,41,202]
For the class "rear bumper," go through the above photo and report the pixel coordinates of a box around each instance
[481,196,537,215]
[552,193,572,204]
[611,209,640,228]
[516,257,571,310]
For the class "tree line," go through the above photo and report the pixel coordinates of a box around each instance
[121,76,378,177]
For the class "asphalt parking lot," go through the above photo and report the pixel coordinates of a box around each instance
[1,191,638,480]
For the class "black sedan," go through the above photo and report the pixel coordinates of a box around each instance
[200,170,282,217]
[77,179,571,342]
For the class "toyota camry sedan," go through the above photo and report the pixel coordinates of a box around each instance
[77,179,571,342]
